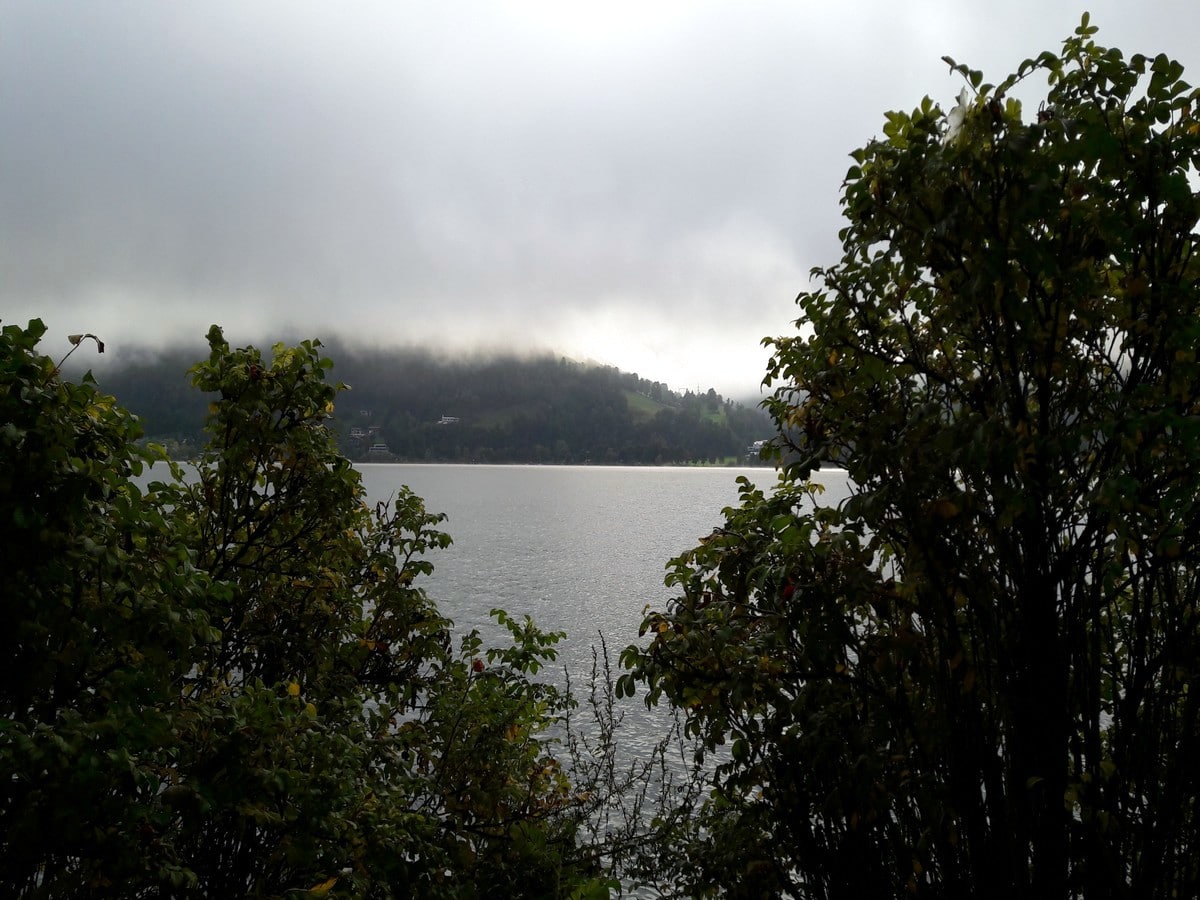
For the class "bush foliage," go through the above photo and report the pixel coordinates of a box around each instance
[626,18,1200,899]
[0,320,624,897]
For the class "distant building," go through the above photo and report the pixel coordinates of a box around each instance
[745,439,769,464]
[438,416,460,425]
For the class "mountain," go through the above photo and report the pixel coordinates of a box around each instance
[89,340,774,465]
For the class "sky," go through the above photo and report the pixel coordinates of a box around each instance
[2,2,1197,399]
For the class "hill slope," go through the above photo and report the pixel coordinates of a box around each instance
[91,341,773,465]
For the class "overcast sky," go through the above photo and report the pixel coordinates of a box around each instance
[2,2,1197,397]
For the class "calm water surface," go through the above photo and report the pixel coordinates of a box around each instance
[357,464,852,676]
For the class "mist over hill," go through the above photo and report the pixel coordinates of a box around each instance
[88,339,774,465]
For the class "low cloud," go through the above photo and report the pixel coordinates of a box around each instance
[3,1,1195,396]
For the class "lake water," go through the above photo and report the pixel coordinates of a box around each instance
[359,463,856,865]
[358,464,810,812]
[357,463,852,681]
[365,465,734,666]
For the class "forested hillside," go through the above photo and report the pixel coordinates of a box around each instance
[89,340,773,464]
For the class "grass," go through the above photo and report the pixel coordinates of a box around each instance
[624,390,667,421]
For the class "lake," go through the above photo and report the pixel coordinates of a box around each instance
[358,463,856,855]
[357,463,852,681]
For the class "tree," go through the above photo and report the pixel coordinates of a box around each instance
[1,321,207,893]
[1,321,618,896]
[625,18,1200,899]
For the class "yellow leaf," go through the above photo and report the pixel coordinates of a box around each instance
[308,875,338,896]
[305,702,318,718]
[287,682,301,697]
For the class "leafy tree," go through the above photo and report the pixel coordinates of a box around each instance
[625,18,1200,899]
[1,322,208,892]
[1,321,619,896]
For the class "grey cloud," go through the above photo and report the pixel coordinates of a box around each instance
[2,1,1197,396]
